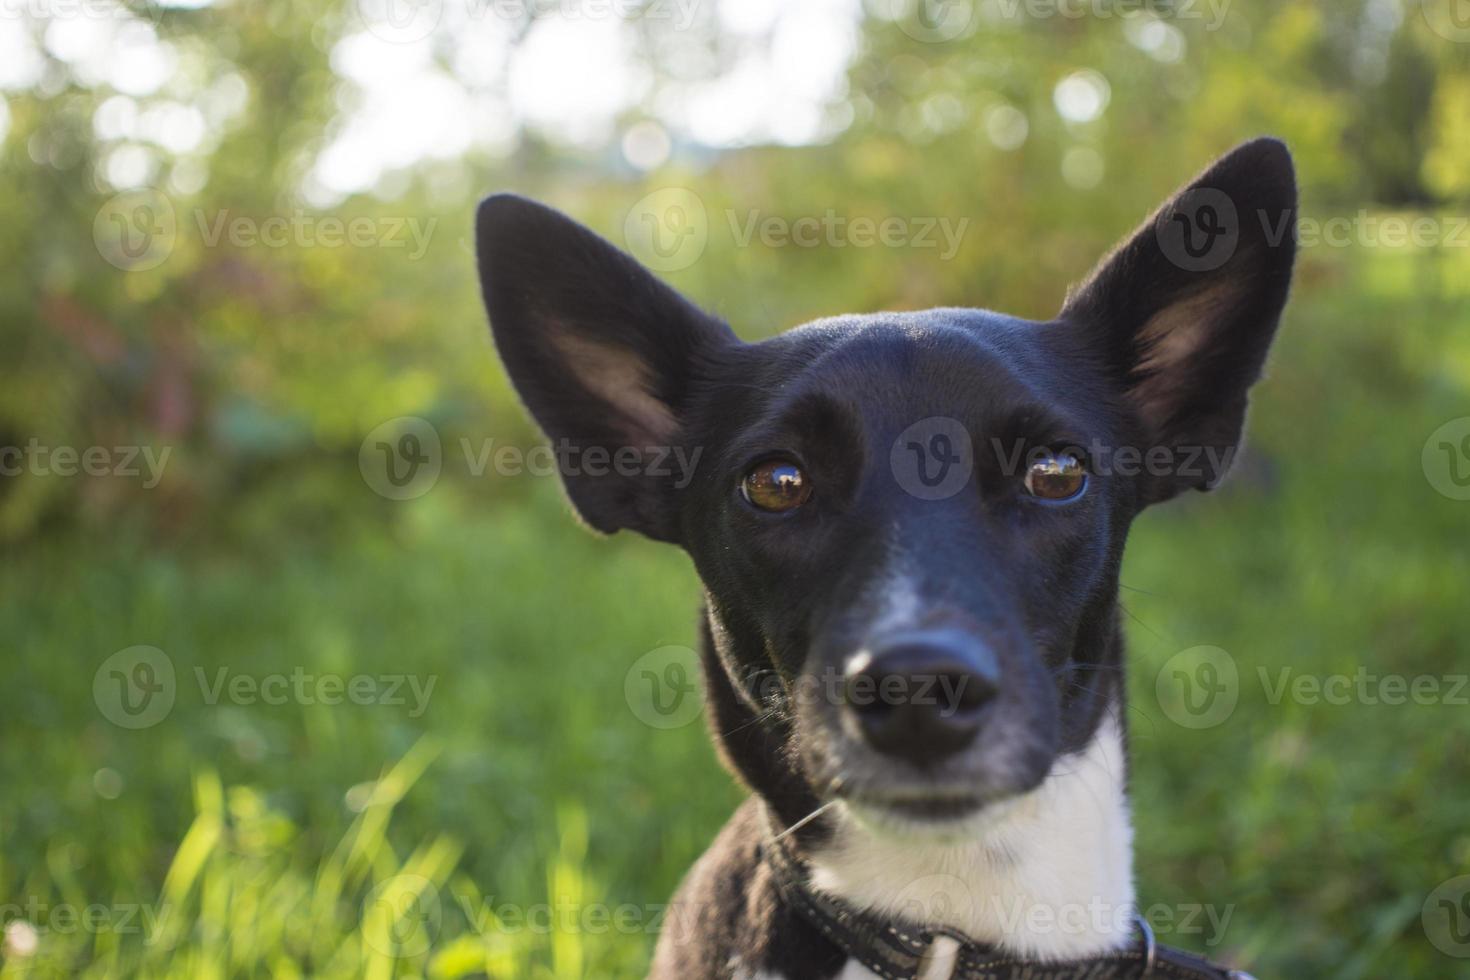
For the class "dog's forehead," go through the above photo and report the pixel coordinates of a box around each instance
[745,308,1059,412]
[786,307,1034,350]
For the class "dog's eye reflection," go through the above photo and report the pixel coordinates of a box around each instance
[741,460,813,512]
[1023,453,1087,501]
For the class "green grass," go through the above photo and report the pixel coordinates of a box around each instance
[3,247,1469,977]
[1,480,737,978]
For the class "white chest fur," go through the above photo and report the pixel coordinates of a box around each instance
[807,715,1136,964]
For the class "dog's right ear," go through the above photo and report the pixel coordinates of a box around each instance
[1060,138,1297,507]
[475,194,736,543]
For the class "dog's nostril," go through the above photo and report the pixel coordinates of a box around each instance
[844,630,1000,765]
[947,669,994,715]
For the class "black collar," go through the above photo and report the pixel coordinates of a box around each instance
[763,831,1257,980]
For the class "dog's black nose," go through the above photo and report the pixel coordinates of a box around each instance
[843,630,999,764]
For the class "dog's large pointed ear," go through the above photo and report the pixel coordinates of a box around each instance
[475,194,737,542]
[1060,138,1297,506]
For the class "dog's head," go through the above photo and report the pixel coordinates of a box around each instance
[475,139,1295,835]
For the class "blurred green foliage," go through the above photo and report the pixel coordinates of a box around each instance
[3,0,1470,976]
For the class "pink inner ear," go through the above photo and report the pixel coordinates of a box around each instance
[549,327,677,446]
[1129,281,1239,427]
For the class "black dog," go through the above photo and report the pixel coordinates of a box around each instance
[475,138,1294,980]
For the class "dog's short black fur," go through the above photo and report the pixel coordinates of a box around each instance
[475,139,1296,979]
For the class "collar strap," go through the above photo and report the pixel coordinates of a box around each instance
[763,832,1257,980]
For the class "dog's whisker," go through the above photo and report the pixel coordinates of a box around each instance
[1060,661,1125,675]
[1117,581,1161,597]
[719,704,783,738]
[1117,602,1164,641]
[771,800,839,842]
[720,716,776,738]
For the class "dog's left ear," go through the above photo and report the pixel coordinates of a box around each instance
[1061,137,1297,506]
[475,194,737,542]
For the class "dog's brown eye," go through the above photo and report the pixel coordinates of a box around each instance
[1024,453,1086,501]
[741,460,813,512]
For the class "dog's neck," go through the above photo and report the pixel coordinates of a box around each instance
[802,713,1136,963]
